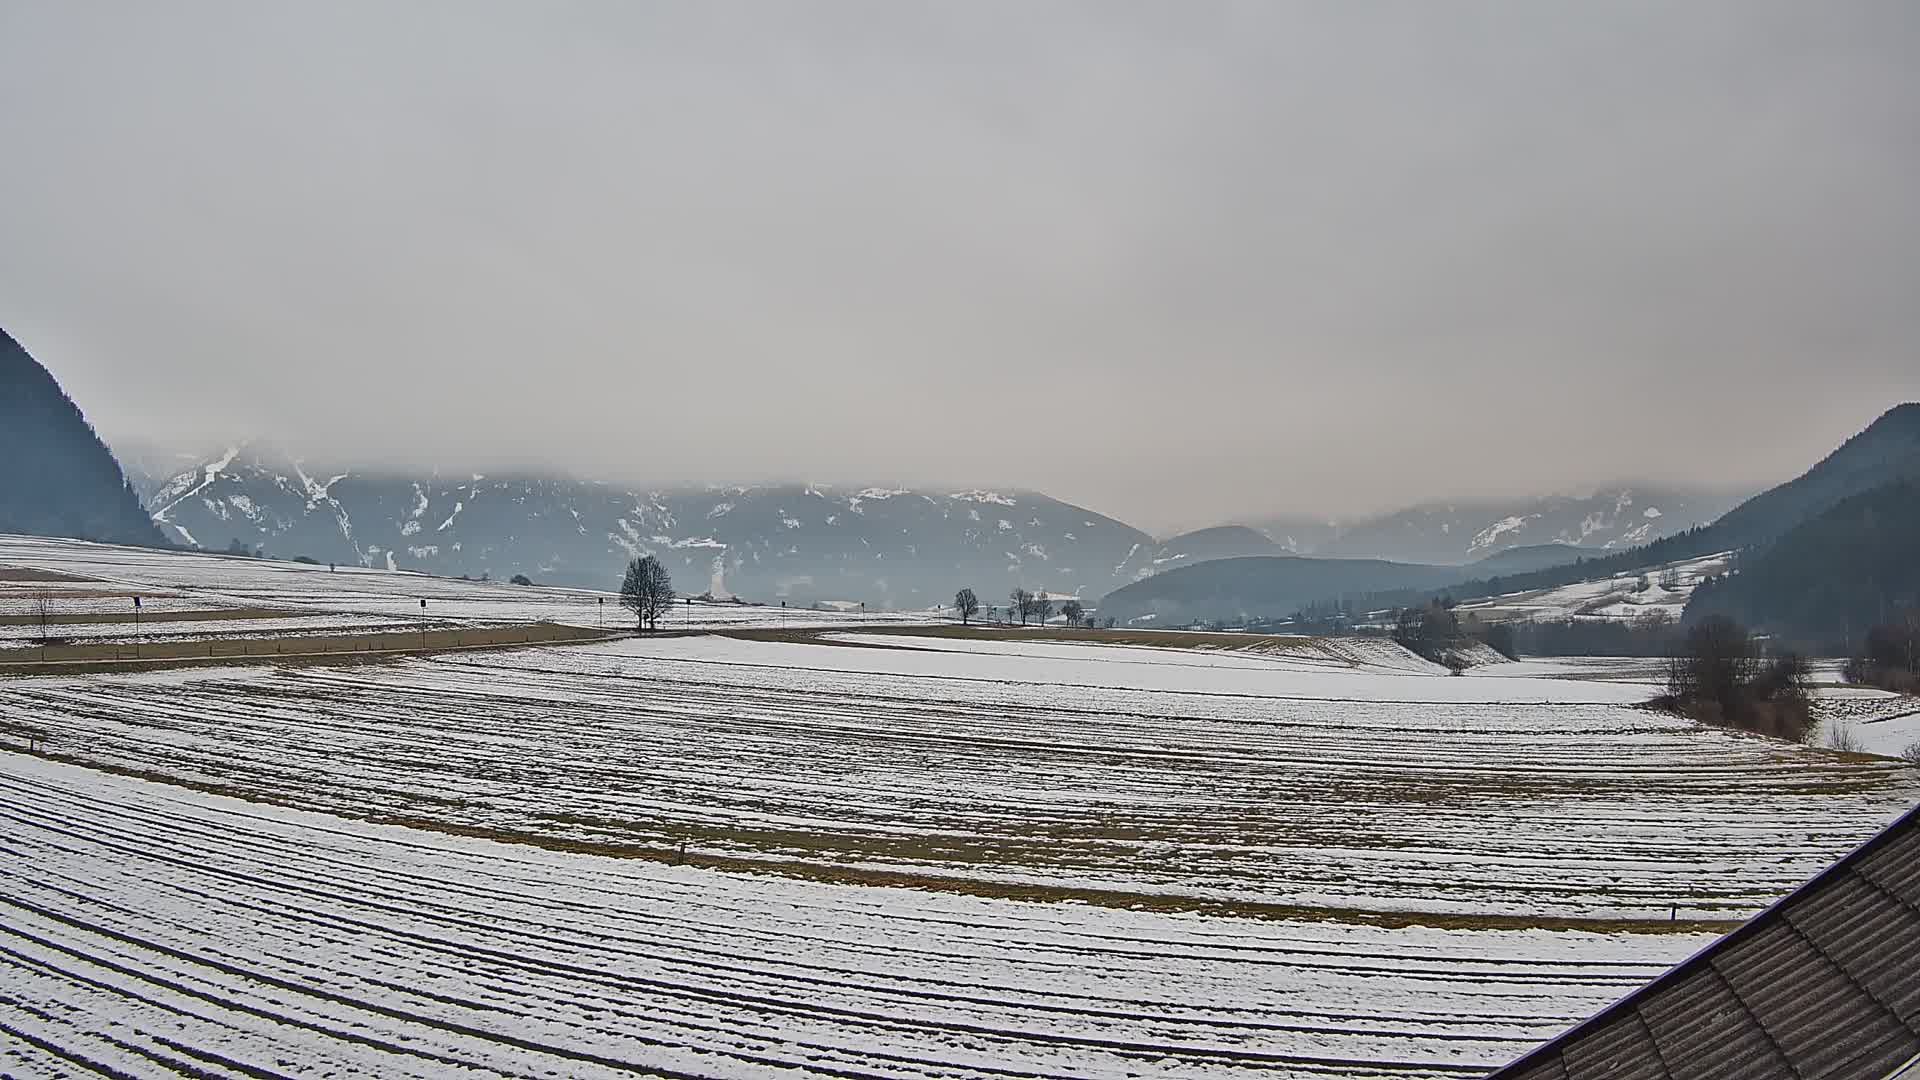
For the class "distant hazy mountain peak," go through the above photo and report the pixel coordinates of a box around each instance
[118,447,1154,606]
[1243,486,1743,566]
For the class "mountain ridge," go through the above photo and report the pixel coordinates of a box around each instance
[125,444,1155,606]
[1243,487,1745,565]
[1103,403,1920,627]
[0,328,167,549]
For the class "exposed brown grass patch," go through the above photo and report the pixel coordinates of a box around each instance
[0,607,293,626]
[0,567,99,583]
[729,623,1318,653]
[0,622,615,674]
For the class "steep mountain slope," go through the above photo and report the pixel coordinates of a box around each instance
[1685,479,1920,650]
[134,446,1152,606]
[1097,556,1466,626]
[0,328,166,548]
[1705,403,1920,550]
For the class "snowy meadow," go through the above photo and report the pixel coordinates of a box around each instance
[2,536,1917,1078]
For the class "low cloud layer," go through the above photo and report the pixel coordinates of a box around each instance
[2,1,1915,531]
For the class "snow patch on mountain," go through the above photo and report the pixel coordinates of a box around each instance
[1470,515,1536,554]
[151,444,240,529]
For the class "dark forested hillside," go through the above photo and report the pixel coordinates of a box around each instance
[1684,479,1920,652]
[1709,403,1920,549]
[0,328,166,547]
[1468,543,1602,576]
[1097,555,1466,626]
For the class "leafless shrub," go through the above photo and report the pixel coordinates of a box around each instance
[1826,723,1864,754]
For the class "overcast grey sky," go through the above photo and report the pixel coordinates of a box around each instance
[2,1,1916,531]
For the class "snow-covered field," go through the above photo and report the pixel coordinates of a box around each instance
[1453,552,1734,623]
[4,537,1919,1077]
[1812,694,1920,759]
[0,534,942,631]
[0,754,1710,1079]
[6,633,1914,924]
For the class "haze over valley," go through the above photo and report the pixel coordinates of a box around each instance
[3,4,1919,1078]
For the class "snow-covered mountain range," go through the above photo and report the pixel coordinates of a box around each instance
[1244,488,1745,566]
[126,446,1154,607]
[117,445,1746,609]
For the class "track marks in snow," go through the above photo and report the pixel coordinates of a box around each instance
[0,756,1695,1079]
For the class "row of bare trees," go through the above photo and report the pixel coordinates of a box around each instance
[615,560,1105,634]
[953,587,1089,627]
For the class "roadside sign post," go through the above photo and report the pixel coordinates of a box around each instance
[420,598,427,651]
[133,595,141,659]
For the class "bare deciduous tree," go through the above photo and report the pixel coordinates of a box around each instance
[33,589,52,644]
[954,587,979,625]
[1009,588,1034,626]
[620,556,675,632]
[1060,599,1084,626]
[1030,594,1053,626]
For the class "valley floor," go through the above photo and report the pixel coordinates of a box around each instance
[2,753,1701,1080]
[2,535,1918,1077]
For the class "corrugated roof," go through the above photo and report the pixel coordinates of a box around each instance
[1489,803,1920,1080]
